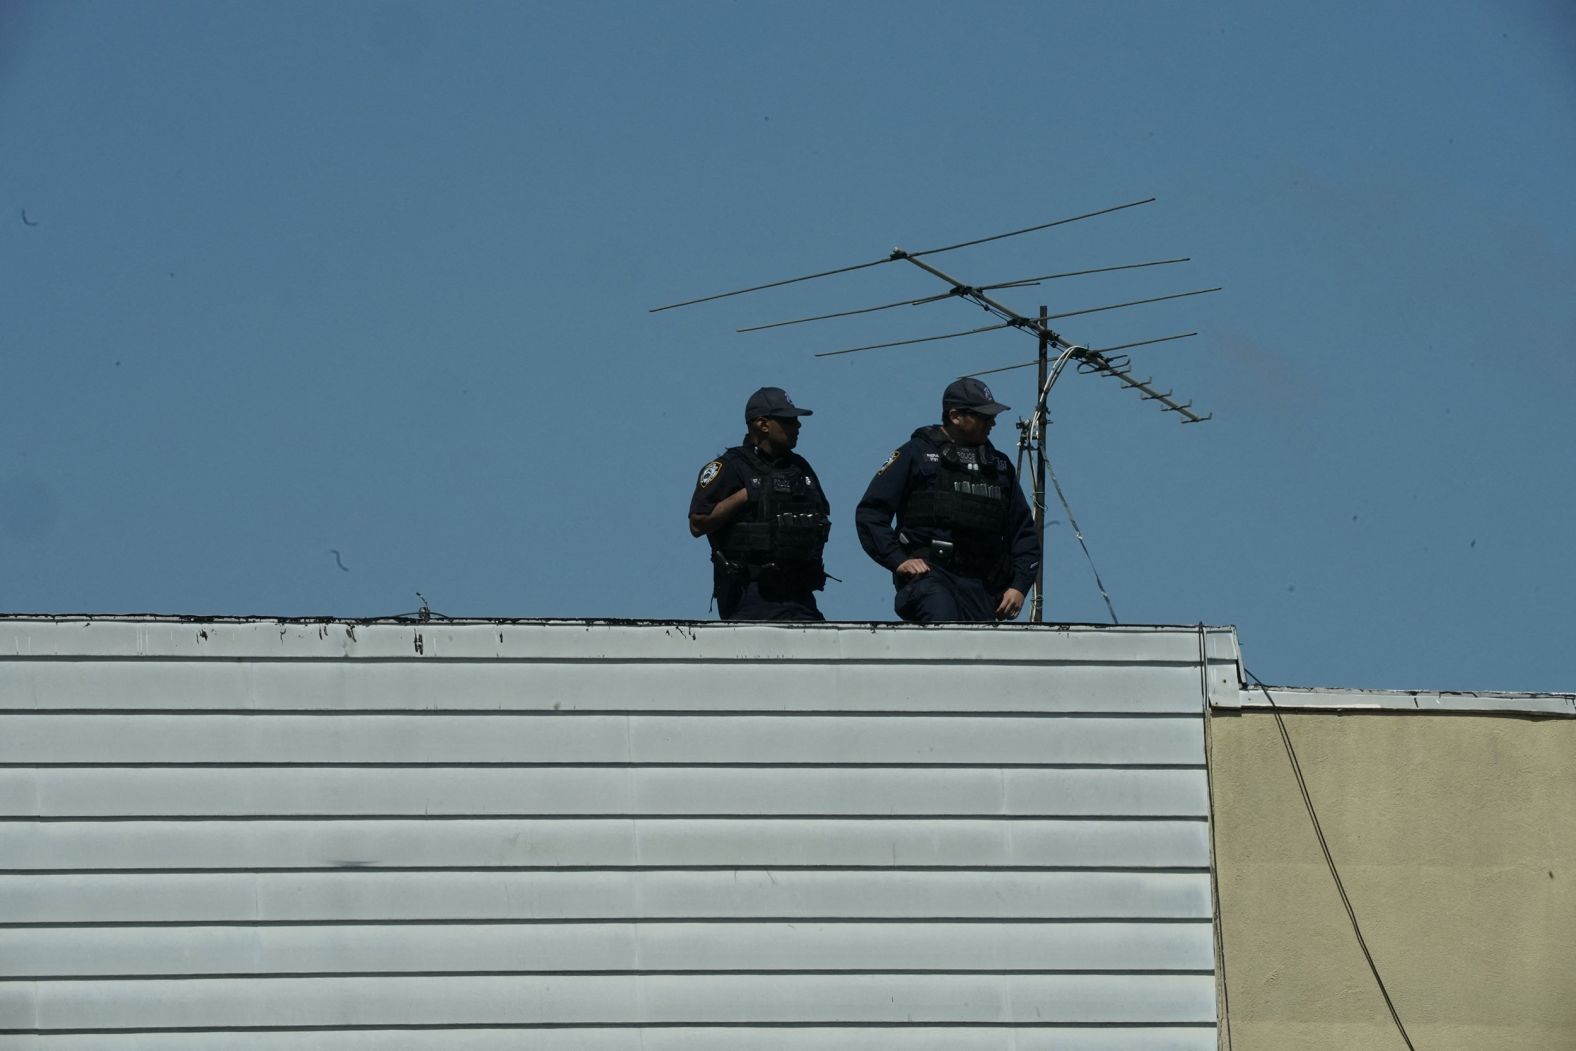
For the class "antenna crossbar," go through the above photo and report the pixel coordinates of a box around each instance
[1045,286,1221,322]
[894,253,1211,423]
[987,256,1190,289]
[895,251,1059,337]
[815,320,1018,358]
[905,198,1155,258]
[1076,349,1212,423]
[739,290,955,334]
[738,256,1191,334]
[649,198,1155,313]
[965,331,1198,378]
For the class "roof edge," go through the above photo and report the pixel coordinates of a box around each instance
[1216,683,1575,718]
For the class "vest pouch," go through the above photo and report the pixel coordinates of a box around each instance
[945,479,1007,532]
[904,485,1004,533]
[772,511,829,562]
[718,521,775,561]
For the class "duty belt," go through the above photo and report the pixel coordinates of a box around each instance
[907,539,956,564]
[906,538,1006,583]
[713,550,820,584]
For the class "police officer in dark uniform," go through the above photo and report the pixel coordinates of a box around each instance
[856,377,1040,622]
[689,387,831,621]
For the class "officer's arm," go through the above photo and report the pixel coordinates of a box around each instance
[689,487,748,538]
[689,459,749,538]
[854,452,910,571]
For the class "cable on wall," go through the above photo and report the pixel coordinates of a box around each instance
[1245,669,1418,1051]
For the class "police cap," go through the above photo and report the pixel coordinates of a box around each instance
[942,376,1010,416]
[745,386,813,423]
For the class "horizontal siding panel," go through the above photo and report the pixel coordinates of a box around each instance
[0,817,1211,870]
[5,1030,1219,1051]
[0,619,1222,1043]
[0,871,1213,923]
[0,768,1210,817]
[0,714,1204,766]
[0,660,1220,714]
[2,920,1214,977]
[0,619,1242,667]
[1,973,1218,1028]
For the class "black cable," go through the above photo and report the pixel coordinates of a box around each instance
[1244,669,1418,1050]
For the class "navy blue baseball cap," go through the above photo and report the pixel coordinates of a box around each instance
[745,387,813,422]
[943,376,1010,416]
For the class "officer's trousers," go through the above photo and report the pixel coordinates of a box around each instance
[893,565,1000,623]
[715,571,824,622]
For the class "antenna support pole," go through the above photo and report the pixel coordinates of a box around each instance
[1032,305,1049,623]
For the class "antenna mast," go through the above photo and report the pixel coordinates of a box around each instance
[1034,306,1050,622]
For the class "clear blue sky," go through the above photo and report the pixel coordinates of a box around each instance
[3,1,1572,693]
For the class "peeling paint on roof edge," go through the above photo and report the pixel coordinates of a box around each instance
[1220,683,1575,718]
[2,616,1565,715]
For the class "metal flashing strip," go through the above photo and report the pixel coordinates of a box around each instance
[1216,685,1575,718]
[0,617,1243,667]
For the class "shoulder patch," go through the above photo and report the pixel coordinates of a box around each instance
[697,460,723,489]
[876,449,901,475]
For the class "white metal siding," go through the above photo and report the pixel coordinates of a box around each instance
[0,618,1236,1048]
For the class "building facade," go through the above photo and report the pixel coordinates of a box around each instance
[1,617,1569,1048]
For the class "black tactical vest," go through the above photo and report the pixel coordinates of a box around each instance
[900,428,1011,567]
[714,445,829,569]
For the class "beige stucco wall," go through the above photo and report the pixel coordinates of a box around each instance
[1207,708,1576,1051]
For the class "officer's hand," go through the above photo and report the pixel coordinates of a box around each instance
[995,588,1026,620]
[895,558,931,579]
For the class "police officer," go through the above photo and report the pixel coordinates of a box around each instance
[689,387,831,621]
[856,377,1040,622]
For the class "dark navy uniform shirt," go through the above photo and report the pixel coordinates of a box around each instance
[690,444,830,559]
[855,427,1040,593]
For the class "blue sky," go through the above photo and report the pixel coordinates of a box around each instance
[3,0,1572,693]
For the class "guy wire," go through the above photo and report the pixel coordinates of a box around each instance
[1046,453,1119,625]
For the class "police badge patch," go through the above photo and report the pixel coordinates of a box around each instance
[697,461,722,488]
[876,449,900,475]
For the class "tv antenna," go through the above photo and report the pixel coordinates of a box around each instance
[652,198,1219,622]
